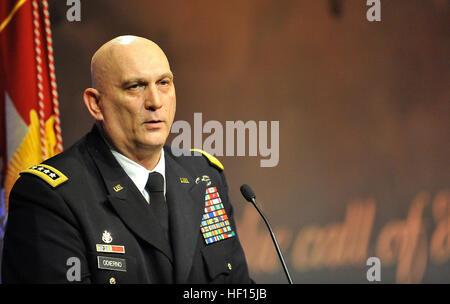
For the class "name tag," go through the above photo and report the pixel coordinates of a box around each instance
[97,256,127,272]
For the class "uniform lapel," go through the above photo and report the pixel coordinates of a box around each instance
[85,126,173,263]
[165,148,206,283]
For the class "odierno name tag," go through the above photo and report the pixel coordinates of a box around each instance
[97,256,127,272]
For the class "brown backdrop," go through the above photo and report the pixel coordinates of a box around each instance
[36,0,450,283]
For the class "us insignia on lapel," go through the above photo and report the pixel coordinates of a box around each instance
[200,186,236,244]
[180,177,190,184]
[113,184,123,192]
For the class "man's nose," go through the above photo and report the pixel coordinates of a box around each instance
[144,85,163,110]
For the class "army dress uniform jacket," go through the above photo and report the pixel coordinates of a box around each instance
[1,126,253,284]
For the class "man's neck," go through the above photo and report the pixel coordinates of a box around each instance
[98,125,163,171]
[127,148,163,171]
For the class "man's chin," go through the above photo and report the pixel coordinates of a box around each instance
[139,135,167,150]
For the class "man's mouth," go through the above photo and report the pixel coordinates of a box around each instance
[144,120,164,129]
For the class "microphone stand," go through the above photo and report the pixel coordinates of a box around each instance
[249,197,293,284]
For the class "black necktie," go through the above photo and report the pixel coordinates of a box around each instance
[146,172,169,239]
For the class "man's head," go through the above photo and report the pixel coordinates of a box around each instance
[84,35,176,165]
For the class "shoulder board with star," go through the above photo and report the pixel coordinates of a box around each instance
[20,164,68,188]
[190,149,224,171]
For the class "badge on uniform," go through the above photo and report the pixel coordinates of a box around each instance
[97,230,126,254]
[96,244,125,254]
[102,230,113,243]
[21,164,68,188]
[200,186,235,245]
[180,177,190,184]
[97,256,127,272]
[196,175,212,186]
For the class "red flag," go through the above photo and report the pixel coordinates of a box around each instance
[0,0,62,212]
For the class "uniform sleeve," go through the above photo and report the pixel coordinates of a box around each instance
[1,174,91,283]
[218,170,255,284]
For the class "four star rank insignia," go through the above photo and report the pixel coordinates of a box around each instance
[21,164,68,187]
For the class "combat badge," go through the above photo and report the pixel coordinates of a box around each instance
[200,186,235,244]
[195,175,212,186]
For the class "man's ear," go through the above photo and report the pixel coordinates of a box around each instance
[83,88,103,121]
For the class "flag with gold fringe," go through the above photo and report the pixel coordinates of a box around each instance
[0,0,62,219]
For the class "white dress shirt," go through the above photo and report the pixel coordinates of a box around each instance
[111,148,166,204]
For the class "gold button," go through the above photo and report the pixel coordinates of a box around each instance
[109,277,116,284]
[227,263,232,271]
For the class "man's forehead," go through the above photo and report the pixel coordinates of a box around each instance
[91,36,171,87]
[114,55,171,81]
[113,42,169,67]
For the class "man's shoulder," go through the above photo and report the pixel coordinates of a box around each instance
[17,134,91,189]
[165,146,224,173]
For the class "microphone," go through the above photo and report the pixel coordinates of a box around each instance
[240,184,293,284]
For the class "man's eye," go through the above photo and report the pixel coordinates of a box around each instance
[159,79,171,86]
[127,84,144,90]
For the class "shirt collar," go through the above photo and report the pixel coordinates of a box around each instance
[110,148,166,200]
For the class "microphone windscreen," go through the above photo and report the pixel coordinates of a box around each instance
[240,184,256,202]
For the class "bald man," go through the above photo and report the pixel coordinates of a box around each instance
[1,36,253,284]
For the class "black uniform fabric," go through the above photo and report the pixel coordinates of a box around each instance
[1,125,253,284]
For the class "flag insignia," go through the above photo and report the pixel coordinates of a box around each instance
[200,186,236,244]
